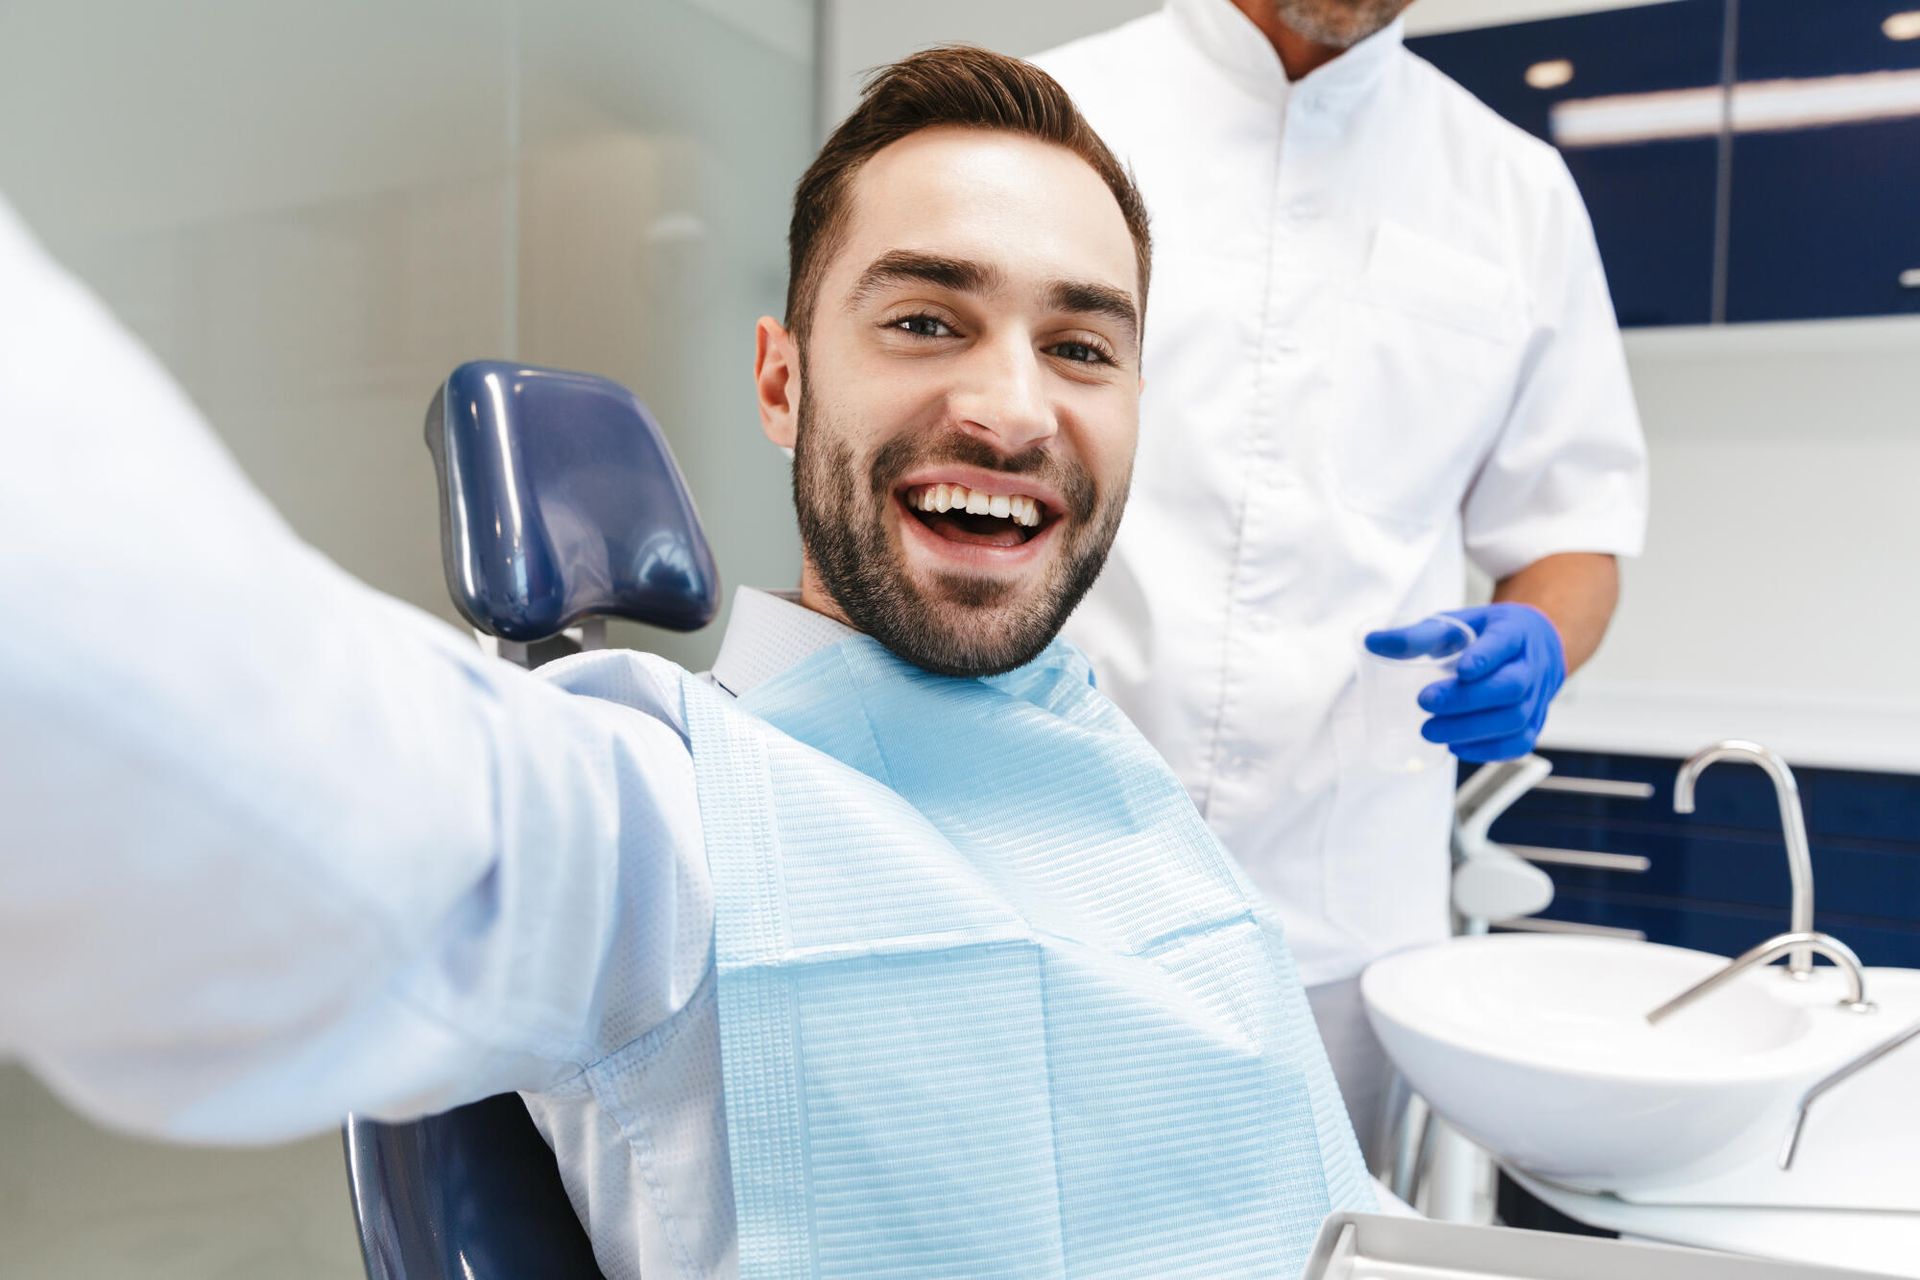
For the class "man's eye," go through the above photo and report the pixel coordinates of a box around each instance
[1049,340,1113,366]
[890,314,953,339]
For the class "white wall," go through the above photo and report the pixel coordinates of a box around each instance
[1595,319,1920,709]
[824,0,1157,123]
[1403,0,1681,35]
[820,0,1687,122]
[823,0,1920,737]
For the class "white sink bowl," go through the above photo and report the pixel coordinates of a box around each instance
[1361,935,1891,1189]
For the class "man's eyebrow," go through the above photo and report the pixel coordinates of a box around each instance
[1044,279,1140,344]
[846,251,1005,309]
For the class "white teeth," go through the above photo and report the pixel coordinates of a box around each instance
[907,483,1046,528]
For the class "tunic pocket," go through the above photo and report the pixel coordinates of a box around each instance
[1323,219,1528,528]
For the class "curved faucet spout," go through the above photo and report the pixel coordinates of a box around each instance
[1646,931,1872,1026]
[1675,740,1815,976]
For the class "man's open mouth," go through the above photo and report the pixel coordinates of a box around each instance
[899,482,1053,548]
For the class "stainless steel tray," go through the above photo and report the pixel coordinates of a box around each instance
[1304,1213,1888,1280]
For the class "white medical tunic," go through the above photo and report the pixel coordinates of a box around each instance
[1036,0,1649,986]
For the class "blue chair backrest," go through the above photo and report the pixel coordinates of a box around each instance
[425,360,720,640]
[345,1095,604,1279]
[345,361,721,1279]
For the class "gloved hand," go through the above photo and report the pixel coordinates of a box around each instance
[1364,603,1567,762]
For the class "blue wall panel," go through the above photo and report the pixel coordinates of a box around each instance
[1491,813,1920,923]
[1522,889,1920,968]
[1728,0,1920,320]
[1409,1,1726,326]
[1734,0,1920,80]
[1487,745,1920,976]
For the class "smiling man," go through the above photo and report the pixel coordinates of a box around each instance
[0,47,1370,1280]
[763,102,1142,679]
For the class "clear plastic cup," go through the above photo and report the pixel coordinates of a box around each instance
[1354,614,1477,775]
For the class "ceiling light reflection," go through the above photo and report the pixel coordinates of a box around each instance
[1884,11,1920,41]
[1526,58,1575,90]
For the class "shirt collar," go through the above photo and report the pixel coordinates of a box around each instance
[707,586,857,698]
[1166,0,1404,111]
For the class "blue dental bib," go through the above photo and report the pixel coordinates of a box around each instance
[681,637,1371,1278]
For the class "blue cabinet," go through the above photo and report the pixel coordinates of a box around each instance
[1725,0,1920,321]
[1408,3,1726,327]
[1410,0,1920,325]
[1486,749,1920,968]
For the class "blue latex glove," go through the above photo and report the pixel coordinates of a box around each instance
[1364,603,1567,763]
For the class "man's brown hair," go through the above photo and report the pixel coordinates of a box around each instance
[785,45,1151,345]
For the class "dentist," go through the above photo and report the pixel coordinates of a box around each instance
[0,46,1373,1280]
[1036,0,1650,1159]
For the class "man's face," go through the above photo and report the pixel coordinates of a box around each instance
[1265,0,1414,49]
[756,128,1143,677]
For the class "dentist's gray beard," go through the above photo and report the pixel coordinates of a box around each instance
[791,397,1125,679]
[1266,0,1410,49]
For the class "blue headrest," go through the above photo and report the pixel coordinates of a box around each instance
[425,361,721,642]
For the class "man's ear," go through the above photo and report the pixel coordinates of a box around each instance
[756,316,801,450]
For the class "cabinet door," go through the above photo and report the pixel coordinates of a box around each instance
[1409,1,1727,327]
[1726,0,1920,321]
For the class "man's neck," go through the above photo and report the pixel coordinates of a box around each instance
[1229,1,1344,81]
[796,561,856,631]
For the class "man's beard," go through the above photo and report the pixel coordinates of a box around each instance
[791,396,1126,678]
[1268,0,1408,49]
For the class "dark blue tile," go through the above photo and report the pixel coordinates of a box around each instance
[1408,1,1726,327]
[1566,140,1721,326]
[1726,0,1920,320]
[1735,0,1920,81]
[1726,120,1920,321]
[1502,749,1789,833]
[1408,1,1727,139]
[1804,768,1920,844]
[1521,890,1920,967]
[1490,814,1920,924]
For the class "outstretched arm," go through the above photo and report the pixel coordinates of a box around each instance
[0,199,708,1143]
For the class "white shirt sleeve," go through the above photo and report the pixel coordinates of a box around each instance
[0,198,710,1144]
[1462,154,1650,582]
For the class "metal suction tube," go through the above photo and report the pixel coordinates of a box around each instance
[1645,930,1873,1025]
[1674,741,1816,976]
[1780,1018,1920,1170]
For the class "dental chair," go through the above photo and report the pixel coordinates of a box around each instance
[343,360,721,1280]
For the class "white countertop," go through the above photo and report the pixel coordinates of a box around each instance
[1506,1167,1920,1279]
[1540,683,1920,776]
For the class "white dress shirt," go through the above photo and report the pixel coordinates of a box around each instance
[518,589,852,1280]
[0,183,829,1280]
[1036,0,1650,986]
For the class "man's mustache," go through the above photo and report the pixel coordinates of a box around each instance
[866,431,1098,523]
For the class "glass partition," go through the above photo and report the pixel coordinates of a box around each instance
[0,2,815,1272]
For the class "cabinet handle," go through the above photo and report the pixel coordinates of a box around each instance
[1901,268,1920,290]
[1531,776,1655,800]
[1493,916,1647,941]
[1510,844,1652,874]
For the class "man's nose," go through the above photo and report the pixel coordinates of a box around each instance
[948,335,1058,456]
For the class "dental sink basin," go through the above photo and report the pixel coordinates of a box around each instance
[1361,935,1895,1190]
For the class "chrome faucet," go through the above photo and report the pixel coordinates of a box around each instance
[1674,740,1816,976]
[1646,931,1873,1025]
